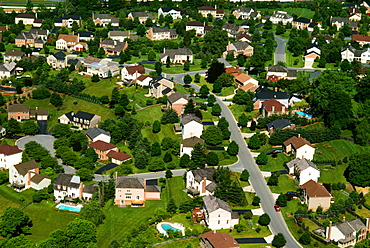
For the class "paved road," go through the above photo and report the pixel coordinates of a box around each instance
[274,36,289,64]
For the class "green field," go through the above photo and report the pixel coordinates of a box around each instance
[163,176,190,206]
[318,163,348,184]
[156,237,199,248]
[218,215,271,238]
[228,104,259,122]
[266,174,298,194]
[258,153,291,172]
[141,124,180,144]
[313,140,369,162]
[285,50,304,68]
[134,105,163,123]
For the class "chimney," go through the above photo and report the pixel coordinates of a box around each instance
[100,38,102,43]
[328,221,333,240]
[366,218,370,231]
[36,106,38,110]
[163,47,166,53]
[115,171,118,180]
[34,167,39,174]
[27,171,31,186]
[202,177,207,194]
[343,216,346,222]
[274,87,278,92]
[272,105,275,113]
[79,182,83,199]
[282,106,285,113]
[213,230,216,234]
[298,133,301,138]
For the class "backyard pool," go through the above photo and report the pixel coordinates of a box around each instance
[56,204,82,212]
[157,222,185,236]
[296,111,312,118]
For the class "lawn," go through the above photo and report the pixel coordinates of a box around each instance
[317,163,348,184]
[313,140,369,163]
[0,185,32,213]
[218,215,272,238]
[228,104,259,121]
[144,59,205,74]
[156,237,199,248]
[167,214,207,234]
[194,75,237,97]
[258,153,291,172]
[141,124,180,144]
[285,50,304,68]
[134,105,163,123]
[355,205,370,218]
[266,174,298,194]
[163,176,190,206]
[79,73,121,97]
[239,245,272,248]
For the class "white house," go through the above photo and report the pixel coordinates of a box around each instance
[266,65,297,81]
[158,7,184,20]
[56,34,79,51]
[203,195,239,230]
[0,144,22,170]
[181,136,205,157]
[270,11,293,25]
[121,65,145,82]
[148,75,175,98]
[84,127,111,143]
[181,114,203,139]
[286,158,320,185]
[160,48,193,64]
[136,75,152,86]
[108,31,131,42]
[186,21,206,36]
[54,173,97,202]
[0,62,17,79]
[86,63,120,78]
[15,13,35,25]
[326,218,368,248]
[9,160,51,190]
[283,135,315,161]
[186,168,216,196]
[58,111,101,130]
[47,51,67,69]
[232,7,255,19]
[106,150,132,165]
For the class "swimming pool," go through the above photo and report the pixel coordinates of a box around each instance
[157,222,185,236]
[161,224,181,232]
[56,204,82,212]
[296,111,312,118]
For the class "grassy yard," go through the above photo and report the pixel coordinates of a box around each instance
[144,59,205,74]
[266,174,298,194]
[156,237,199,248]
[78,73,121,97]
[194,76,237,97]
[167,214,207,234]
[313,140,369,163]
[318,163,348,184]
[141,124,180,144]
[228,104,259,121]
[163,176,190,206]
[355,205,370,218]
[134,105,163,123]
[218,215,272,238]
[258,153,291,172]
[285,51,304,68]
[240,245,272,248]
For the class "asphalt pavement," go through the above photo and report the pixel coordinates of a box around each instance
[274,36,288,64]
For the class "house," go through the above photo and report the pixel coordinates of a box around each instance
[87,63,120,78]
[349,12,362,22]
[254,86,290,110]
[304,44,321,68]
[286,158,320,185]
[88,140,118,160]
[225,67,242,78]
[137,75,152,86]
[0,144,22,170]
[292,17,311,30]
[223,41,253,58]
[261,99,289,117]
[127,12,154,24]
[234,73,258,87]
[107,150,132,165]
[361,1,370,15]
[56,34,78,51]
[300,179,332,210]
[312,34,332,44]
[239,83,259,93]
[30,108,49,120]
[9,160,51,190]
[181,114,203,139]
[92,13,119,27]
[198,6,224,19]
[266,118,295,134]
[108,31,130,42]
[186,168,216,196]
[0,62,17,79]
[61,15,82,28]
[99,39,128,55]
[84,127,111,143]
[15,13,35,25]
[83,56,101,65]
[47,51,67,69]
[181,136,205,157]
[158,7,184,20]
[54,174,97,202]
[352,34,370,46]
[58,111,101,129]
[341,45,370,63]
[146,27,178,40]
[115,176,161,206]
[270,11,293,25]
[266,65,297,81]
[237,32,253,43]
[203,195,239,230]
[121,65,145,83]
[326,218,368,248]
[222,23,244,38]
[167,92,193,116]
[186,21,209,37]
[200,231,240,248]
[160,48,193,64]
[4,50,25,63]
[331,17,358,31]
[8,104,48,121]
[148,75,175,98]
[15,32,40,48]
[283,135,315,160]
[32,18,42,28]
[76,31,95,41]
[232,7,254,19]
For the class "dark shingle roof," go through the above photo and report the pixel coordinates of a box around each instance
[160,7,181,12]
[255,86,290,100]
[52,51,66,60]
[31,174,50,184]
[181,136,205,147]
[62,15,81,20]
[160,48,193,60]
[232,42,251,50]
[146,185,161,192]
[65,111,96,122]
[8,104,29,112]
[54,173,80,189]
[14,160,38,176]
[84,127,110,140]
[191,167,215,183]
[83,184,98,194]
[266,118,294,130]
[76,31,95,38]
[203,195,232,213]
[167,92,188,104]
[294,17,310,24]
[116,176,145,189]
[181,114,202,125]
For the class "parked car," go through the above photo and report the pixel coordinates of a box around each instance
[274,205,280,211]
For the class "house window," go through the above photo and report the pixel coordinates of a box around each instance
[218,214,220,217]
[127,189,130,192]
[125,195,132,199]
[218,220,220,224]
[136,196,140,200]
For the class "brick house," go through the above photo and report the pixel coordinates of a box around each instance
[146,27,178,41]
[167,92,194,116]
[260,99,289,117]
[8,104,48,121]
[88,140,118,160]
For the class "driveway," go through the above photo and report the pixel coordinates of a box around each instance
[274,36,288,64]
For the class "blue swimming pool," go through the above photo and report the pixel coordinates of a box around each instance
[57,205,82,212]
[161,224,181,232]
[296,111,312,118]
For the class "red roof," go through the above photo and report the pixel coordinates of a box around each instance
[137,75,152,81]
[237,32,252,42]
[125,65,145,75]
[0,144,22,155]
[107,150,131,161]
[262,99,286,112]
[200,231,240,248]
[88,140,117,151]
[352,34,370,42]
[198,6,216,11]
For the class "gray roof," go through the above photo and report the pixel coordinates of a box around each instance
[84,127,110,140]
[267,118,294,130]
[83,184,98,194]
[181,136,205,147]
[335,219,365,236]
[286,158,319,173]
[181,114,202,125]
[116,176,145,189]
[14,160,38,176]
[235,7,252,13]
[167,92,188,104]
[0,62,16,72]
[268,64,289,73]
[205,181,217,193]
[153,27,172,33]
[271,11,292,19]
[16,32,36,40]
[54,173,80,190]
[146,185,161,192]
[331,17,349,24]
[222,23,241,35]
[129,12,154,19]
[160,48,193,60]
[232,42,251,51]
[191,167,215,183]
[109,31,130,37]
[203,195,232,213]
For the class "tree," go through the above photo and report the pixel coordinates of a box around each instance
[166,56,171,68]
[50,92,63,107]
[53,124,72,137]
[91,74,100,82]
[238,113,248,127]
[183,74,192,87]
[163,152,172,163]
[66,218,97,248]
[207,94,216,106]
[72,21,79,32]
[240,169,250,181]
[183,60,190,71]
[85,147,98,162]
[151,142,162,156]
[252,196,260,206]
[136,24,146,36]
[268,173,279,186]
[203,29,229,56]
[0,207,33,238]
[148,159,165,172]
[24,141,50,161]
[248,134,261,150]
[40,156,58,170]
[148,50,156,61]
[276,193,288,207]
[201,58,208,68]
[155,62,162,75]
[206,61,225,84]
[152,120,161,133]
[227,141,239,156]
[32,87,51,99]
[256,152,268,165]
[199,85,210,98]
[202,126,223,146]
[191,143,206,168]
[0,170,9,185]
[272,233,287,248]
[217,73,234,87]
[258,213,271,226]
[134,149,149,169]
[194,73,201,83]
[161,108,179,124]
[184,98,196,114]
[211,103,222,116]
[180,154,191,168]
[299,232,312,245]
[347,152,370,187]
[165,169,173,179]
[354,119,370,145]
[22,121,39,135]
[167,198,177,214]
[79,201,105,226]
[206,152,219,166]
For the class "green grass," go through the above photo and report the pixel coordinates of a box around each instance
[228,104,259,122]
[156,237,199,248]
[134,105,163,123]
[266,174,298,194]
[79,74,121,97]
[167,214,207,234]
[194,76,237,97]
[218,215,272,238]
[163,177,190,206]
[314,140,369,162]
[0,185,31,213]
[141,124,180,144]
[285,50,304,68]
[318,163,348,184]
[145,59,205,74]
[341,129,353,138]
[355,205,370,218]
[258,153,291,172]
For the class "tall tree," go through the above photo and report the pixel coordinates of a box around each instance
[66,219,97,248]
[0,207,33,238]
[184,99,196,114]
[191,143,206,168]
[347,152,370,187]
[206,61,225,84]
[202,125,223,146]
[272,233,287,248]
[79,201,105,226]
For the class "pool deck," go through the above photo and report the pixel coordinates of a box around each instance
[156,222,185,237]
[55,203,83,212]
